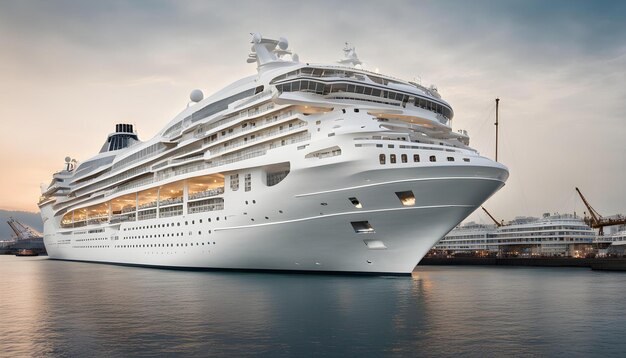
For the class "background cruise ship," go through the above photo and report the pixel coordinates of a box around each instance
[435,213,596,257]
[38,34,508,275]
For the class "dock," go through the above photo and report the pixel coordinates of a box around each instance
[419,257,626,271]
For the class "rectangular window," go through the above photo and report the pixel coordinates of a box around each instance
[379,154,386,164]
[244,174,252,192]
[390,154,397,163]
[429,155,436,162]
[348,197,362,209]
[230,174,239,191]
[413,154,420,162]
[447,157,454,162]
[401,154,408,163]
[351,221,375,234]
[396,191,416,206]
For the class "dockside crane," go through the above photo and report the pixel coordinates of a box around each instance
[575,187,626,235]
[481,206,503,227]
[6,217,42,241]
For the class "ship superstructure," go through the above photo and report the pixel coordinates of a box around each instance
[38,34,508,274]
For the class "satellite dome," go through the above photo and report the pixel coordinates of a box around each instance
[292,53,299,63]
[64,156,71,163]
[190,89,204,103]
[278,37,289,50]
[252,33,262,44]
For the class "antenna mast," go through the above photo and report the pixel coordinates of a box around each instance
[495,98,500,162]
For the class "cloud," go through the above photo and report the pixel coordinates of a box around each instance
[0,0,624,219]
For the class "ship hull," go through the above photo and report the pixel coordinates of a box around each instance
[42,163,506,275]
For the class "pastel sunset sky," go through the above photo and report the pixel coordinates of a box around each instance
[0,0,624,223]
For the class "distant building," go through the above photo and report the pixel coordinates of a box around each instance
[434,213,596,257]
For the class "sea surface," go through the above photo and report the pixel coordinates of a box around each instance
[0,256,624,357]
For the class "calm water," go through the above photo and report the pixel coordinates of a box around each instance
[0,256,624,357]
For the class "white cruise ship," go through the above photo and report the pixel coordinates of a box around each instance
[435,213,596,257]
[38,34,508,275]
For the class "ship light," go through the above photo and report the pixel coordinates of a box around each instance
[395,191,416,206]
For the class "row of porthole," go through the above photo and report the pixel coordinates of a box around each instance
[123,216,226,232]
[73,245,110,249]
[379,153,470,164]
[115,241,215,248]
[75,237,106,242]
[124,230,213,240]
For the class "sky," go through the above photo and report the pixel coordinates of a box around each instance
[0,0,624,223]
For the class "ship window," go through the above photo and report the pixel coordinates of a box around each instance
[401,154,408,163]
[390,154,397,164]
[413,154,420,162]
[447,157,454,162]
[463,158,470,162]
[396,191,416,206]
[351,221,375,234]
[379,154,386,164]
[266,162,290,187]
[430,155,436,162]
[230,174,239,191]
[245,173,252,192]
[349,197,363,209]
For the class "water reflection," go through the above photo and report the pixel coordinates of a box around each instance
[1,257,625,357]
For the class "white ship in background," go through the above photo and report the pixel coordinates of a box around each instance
[435,213,596,257]
[38,34,508,275]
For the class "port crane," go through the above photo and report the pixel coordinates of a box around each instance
[481,206,503,227]
[6,217,42,241]
[575,187,626,235]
